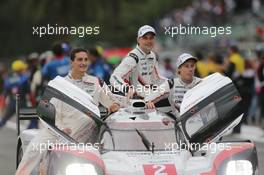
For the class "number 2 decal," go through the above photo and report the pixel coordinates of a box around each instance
[153,165,167,175]
[143,164,177,175]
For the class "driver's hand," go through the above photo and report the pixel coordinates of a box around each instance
[126,87,135,99]
[62,128,72,135]
[109,103,120,113]
[146,101,155,109]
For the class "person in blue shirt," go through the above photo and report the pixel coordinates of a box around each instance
[42,42,70,81]
[87,47,112,84]
[0,60,31,128]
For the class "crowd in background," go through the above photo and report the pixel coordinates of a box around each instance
[157,0,264,50]
[0,41,264,134]
[159,0,262,29]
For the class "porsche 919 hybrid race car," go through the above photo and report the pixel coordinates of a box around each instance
[16,73,258,175]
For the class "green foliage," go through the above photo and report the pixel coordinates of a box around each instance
[0,0,191,57]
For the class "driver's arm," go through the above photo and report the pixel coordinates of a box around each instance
[152,60,167,85]
[139,58,166,99]
[96,79,120,113]
[133,67,166,99]
[110,56,137,94]
[145,79,172,105]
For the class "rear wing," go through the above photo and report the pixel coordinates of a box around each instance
[15,94,38,136]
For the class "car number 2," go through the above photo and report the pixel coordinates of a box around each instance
[153,165,167,175]
[143,164,177,175]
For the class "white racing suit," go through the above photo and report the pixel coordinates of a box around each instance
[145,77,201,117]
[110,45,166,98]
[16,73,115,175]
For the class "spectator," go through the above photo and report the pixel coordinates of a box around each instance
[0,63,8,115]
[225,45,245,79]
[26,52,39,82]
[195,52,209,78]
[207,53,225,74]
[26,52,39,106]
[42,42,70,81]
[0,60,33,128]
[87,47,112,84]
[159,58,175,79]
[256,44,264,128]
[30,51,53,103]
[239,54,256,125]
[225,45,246,133]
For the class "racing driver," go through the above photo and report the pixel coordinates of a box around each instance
[145,53,201,118]
[110,25,166,99]
[16,48,119,175]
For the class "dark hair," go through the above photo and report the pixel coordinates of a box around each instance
[52,42,64,56]
[230,45,239,53]
[88,48,100,57]
[195,51,203,61]
[70,48,88,61]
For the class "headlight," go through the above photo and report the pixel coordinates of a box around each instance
[226,160,253,175]
[66,163,98,175]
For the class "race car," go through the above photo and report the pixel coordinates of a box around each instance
[16,73,258,175]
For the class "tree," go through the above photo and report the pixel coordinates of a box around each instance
[0,0,190,57]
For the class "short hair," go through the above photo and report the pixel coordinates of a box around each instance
[52,42,64,56]
[230,45,239,53]
[70,48,88,61]
[88,48,100,57]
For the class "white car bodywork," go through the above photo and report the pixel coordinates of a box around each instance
[17,73,258,175]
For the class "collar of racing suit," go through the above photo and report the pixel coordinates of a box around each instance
[66,71,99,100]
[67,71,87,82]
[136,44,152,57]
[178,77,198,87]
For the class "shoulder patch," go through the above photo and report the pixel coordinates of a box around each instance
[168,79,174,89]
[129,53,139,63]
